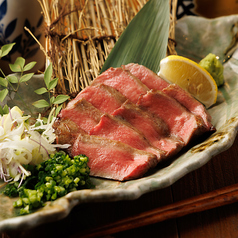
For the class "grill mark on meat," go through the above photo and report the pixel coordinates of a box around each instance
[124,63,214,131]
[67,84,127,114]
[71,133,158,181]
[89,114,165,162]
[58,98,103,133]
[112,100,184,157]
[91,67,149,104]
[137,90,207,145]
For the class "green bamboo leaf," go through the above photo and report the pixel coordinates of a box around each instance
[32,99,50,108]
[0,77,8,87]
[9,57,25,72]
[0,89,9,102]
[53,95,70,105]
[0,43,15,58]
[101,0,170,74]
[34,87,48,95]
[23,62,37,71]
[7,75,18,84]
[49,78,58,90]
[44,64,53,89]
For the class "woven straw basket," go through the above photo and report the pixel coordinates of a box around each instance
[37,0,177,97]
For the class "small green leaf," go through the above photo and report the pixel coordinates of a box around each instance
[23,62,37,71]
[0,77,8,87]
[0,43,15,58]
[32,99,50,108]
[7,75,18,84]
[9,63,22,72]
[50,96,55,104]
[44,64,53,89]
[19,73,34,83]
[9,57,25,72]
[49,78,58,90]
[55,105,63,116]
[0,104,9,115]
[2,104,9,114]
[53,95,70,105]
[34,87,48,95]
[0,89,9,102]
[0,104,9,116]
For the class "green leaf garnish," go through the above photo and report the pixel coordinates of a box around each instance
[0,88,9,102]
[0,43,15,58]
[23,62,37,72]
[19,73,34,83]
[44,64,53,89]
[9,57,26,72]
[0,77,8,87]
[49,78,58,90]
[55,104,63,116]
[32,99,50,108]
[53,95,70,105]
[0,104,9,115]
[34,87,48,95]
[7,75,18,84]
[50,96,55,104]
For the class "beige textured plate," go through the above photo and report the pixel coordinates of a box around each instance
[1,15,238,233]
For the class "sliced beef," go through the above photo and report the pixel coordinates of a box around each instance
[137,90,206,145]
[71,134,158,181]
[122,63,169,91]
[52,63,215,182]
[112,100,184,157]
[91,67,149,104]
[66,84,182,158]
[124,63,214,131]
[162,84,214,131]
[89,114,165,162]
[58,98,103,133]
[67,84,127,114]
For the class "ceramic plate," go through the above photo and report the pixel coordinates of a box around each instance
[1,15,238,233]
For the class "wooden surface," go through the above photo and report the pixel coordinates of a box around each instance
[2,135,238,238]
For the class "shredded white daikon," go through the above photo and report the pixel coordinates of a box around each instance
[0,106,69,184]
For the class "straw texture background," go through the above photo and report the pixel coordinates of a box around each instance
[37,0,177,97]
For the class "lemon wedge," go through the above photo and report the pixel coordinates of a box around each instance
[158,55,218,108]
